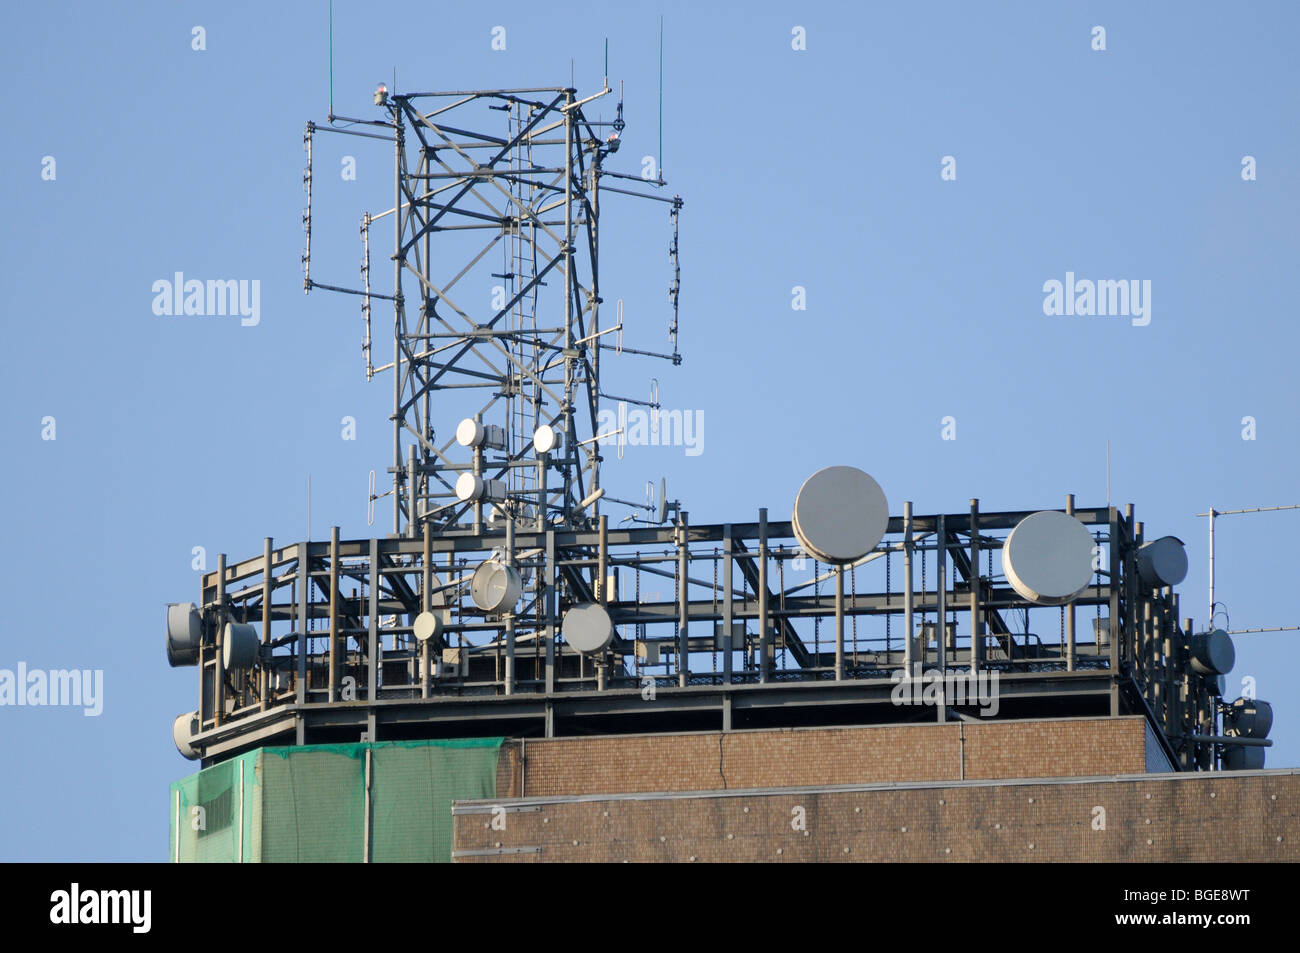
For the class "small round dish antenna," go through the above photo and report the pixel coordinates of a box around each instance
[456,473,483,502]
[412,610,443,642]
[456,418,484,447]
[562,603,615,654]
[533,424,561,454]
[1002,511,1095,605]
[166,602,202,668]
[222,622,259,671]
[173,711,200,760]
[1189,629,1235,676]
[792,466,889,564]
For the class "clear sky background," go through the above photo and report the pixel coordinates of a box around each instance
[2,1,1297,860]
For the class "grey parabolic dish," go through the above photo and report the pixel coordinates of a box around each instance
[1136,535,1188,588]
[1002,510,1095,605]
[792,466,889,564]
[562,603,614,654]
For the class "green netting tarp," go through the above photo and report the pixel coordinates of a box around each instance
[170,738,502,863]
[258,745,366,862]
[370,738,503,863]
[168,749,259,863]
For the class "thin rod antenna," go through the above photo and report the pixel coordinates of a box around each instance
[658,16,664,177]
[1196,502,1300,633]
[328,0,334,117]
[1208,506,1215,625]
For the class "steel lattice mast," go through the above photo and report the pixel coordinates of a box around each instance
[303,84,683,538]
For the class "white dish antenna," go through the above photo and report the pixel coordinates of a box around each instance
[456,417,506,449]
[166,602,202,668]
[222,622,259,671]
[1002,511,1095,605]
[414,568,452,639]
[173,711,200,760]
[533,424,561,454]
[791,466,889,564]
[470,561,522,614]
[562,603,615,654]
[412,610,443,642]
[456,473,505,502]
[455,417,484,447]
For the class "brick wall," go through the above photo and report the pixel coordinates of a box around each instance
[453,769,1300,863]
[495,716,1152,798]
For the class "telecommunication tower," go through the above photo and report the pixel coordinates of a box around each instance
[302,82,684,537]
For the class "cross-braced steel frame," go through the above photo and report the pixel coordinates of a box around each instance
[170,85,1248,777]
[184,498,1236,773]
[303,86,683,538]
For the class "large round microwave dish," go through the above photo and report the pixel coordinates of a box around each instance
[1136,535,1189,589]
[1002,510,1095,605]
[166,602,202,667]
[222,622,259,671]
[791,466,889,564]
[562,603,615,654]
[470,561,522,614]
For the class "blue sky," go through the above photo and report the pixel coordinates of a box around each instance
[1,1,1297,860]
